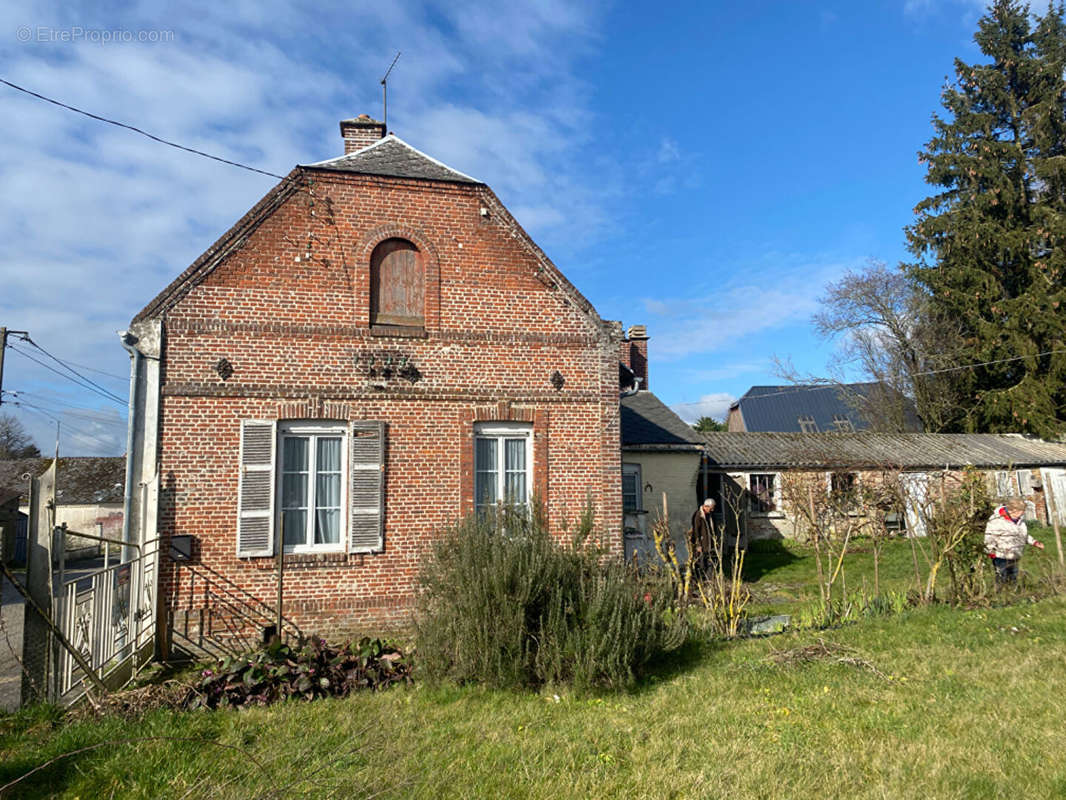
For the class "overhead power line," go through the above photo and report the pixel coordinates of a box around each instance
[0,76,286,180]
[38,359,127,383]
[16,335,128,404]
[3,388,126,418]
[2,391,127,427]
[9,400,121,449]
[6,344,125,406]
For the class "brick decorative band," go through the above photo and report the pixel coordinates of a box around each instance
[165,318,599,347]
[162,384,601,402]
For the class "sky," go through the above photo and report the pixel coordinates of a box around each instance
[0,0,996,455]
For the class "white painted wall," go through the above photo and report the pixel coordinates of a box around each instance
[622,450,701,564]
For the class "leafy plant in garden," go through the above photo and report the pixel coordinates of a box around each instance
[780,470,876,624]
[415,504,685,691]
[185,636,411,710]
[925,468,996,603]
[651,486,750,637]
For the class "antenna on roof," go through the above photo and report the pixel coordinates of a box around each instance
[381,51,401,130]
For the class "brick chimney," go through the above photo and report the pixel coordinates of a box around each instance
[620,324,649,391]
[339,114,387,154]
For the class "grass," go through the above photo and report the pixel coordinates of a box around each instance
[1,533,1064,799]
[743,525,1064,617]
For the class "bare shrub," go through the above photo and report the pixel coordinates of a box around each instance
[651,488,750,637]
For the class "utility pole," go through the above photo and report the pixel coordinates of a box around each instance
[0,327,6,408]
[0,327,29,408]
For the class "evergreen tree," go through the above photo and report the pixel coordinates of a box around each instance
[906,0,1066,437]
[692,416,726,433]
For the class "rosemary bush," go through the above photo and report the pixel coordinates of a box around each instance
[415,506,684,691]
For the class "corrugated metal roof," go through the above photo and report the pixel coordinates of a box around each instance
[732,382,922,432]
[621,391,704,449]
[698,432,1066,470]
[303,135,481,184]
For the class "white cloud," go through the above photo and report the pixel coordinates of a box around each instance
[670,393,736,424]
[0,0,610,454]
[678,361,770,384]
[902,0,986,19]
[657,138,680,164]
[640,255,854,361]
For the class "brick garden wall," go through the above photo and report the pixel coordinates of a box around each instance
[152,170,622,644]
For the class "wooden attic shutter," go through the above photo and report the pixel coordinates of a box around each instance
[371,239,424,326]
[350,421,385,553]
[237,420,276,557]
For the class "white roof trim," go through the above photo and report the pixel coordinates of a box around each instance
[301,134,480,183]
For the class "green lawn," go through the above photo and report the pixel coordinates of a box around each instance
[742,526,1063,617]
[2,534,1064,799]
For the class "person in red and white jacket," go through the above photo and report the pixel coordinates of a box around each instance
[984,497,1044,582]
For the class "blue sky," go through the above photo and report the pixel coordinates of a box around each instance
[0,0,992,454]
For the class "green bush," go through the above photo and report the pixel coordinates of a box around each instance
[415,505,685,691]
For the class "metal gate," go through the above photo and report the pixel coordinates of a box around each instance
[9,462,159,707]
[56,537,158,701]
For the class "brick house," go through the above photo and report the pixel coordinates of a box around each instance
[123,116,625,651]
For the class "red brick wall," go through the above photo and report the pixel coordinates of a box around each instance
[620,338,649,390]
[154,170,622,642]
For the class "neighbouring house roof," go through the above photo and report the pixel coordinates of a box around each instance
[621,391,704,451]
[0,457,125,505]
[698,432,1066,471]
[303,135,482,184]
[729,382,922,433]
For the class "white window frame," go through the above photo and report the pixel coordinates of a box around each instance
[622,463,643,513]
[749,472,782,516]
[474,422,533,512]
[798,415,819,433]
[276,421,349,554]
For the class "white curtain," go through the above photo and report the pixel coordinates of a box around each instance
[315,437,342,544]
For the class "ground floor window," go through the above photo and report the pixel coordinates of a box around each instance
[279,422,347,552]
[622,463,642,512]
[474,423,532,513]
[749,473,777,514]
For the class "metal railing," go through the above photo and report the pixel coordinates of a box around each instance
[54,531,159,702]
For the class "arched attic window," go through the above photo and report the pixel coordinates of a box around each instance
[370,238,424,328]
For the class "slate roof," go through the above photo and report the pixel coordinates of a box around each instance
[730,382,922,433]
[0,457,125,504]
[303,135,481,184]
[698,432,1066,470]
[621,391,704,450]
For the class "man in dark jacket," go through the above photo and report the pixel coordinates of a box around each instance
[690,498,718,576]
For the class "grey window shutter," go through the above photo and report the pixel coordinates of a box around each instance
[237,420,276,557]
[350,421,385,553]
